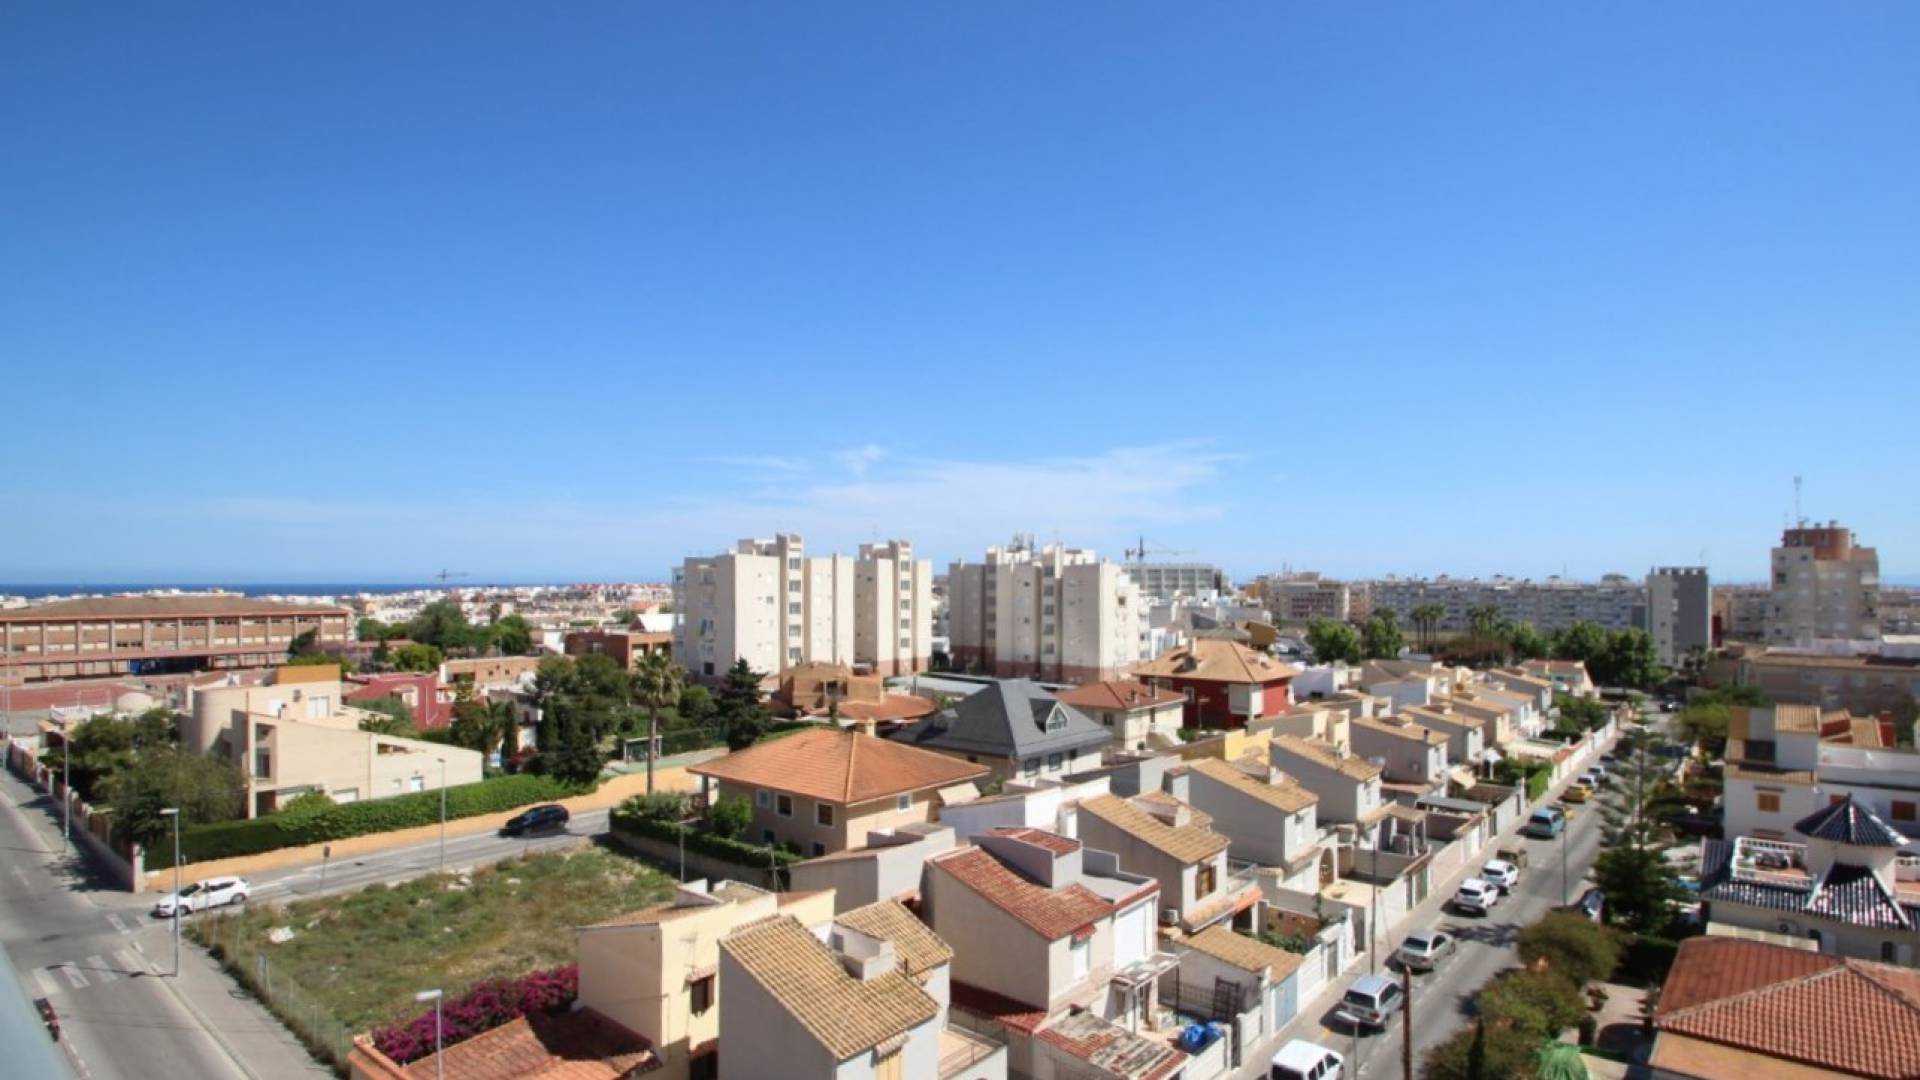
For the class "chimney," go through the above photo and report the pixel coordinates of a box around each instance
[829,926,898,982]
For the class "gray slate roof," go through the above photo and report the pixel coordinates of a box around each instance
[889,679,1111,761]
[1698,839,1917,931]
[1793,795,1911,848]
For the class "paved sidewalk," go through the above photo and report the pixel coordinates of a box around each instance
[1229,724,1619,1078]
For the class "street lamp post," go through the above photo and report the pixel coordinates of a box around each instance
[159,808,181,977]
[1561,807,1571,904]
[415,989,444,1080]
[435,758,448,875]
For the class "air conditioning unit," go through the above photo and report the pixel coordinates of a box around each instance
[1160,907,1180,927]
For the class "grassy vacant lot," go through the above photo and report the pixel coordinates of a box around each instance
[196,845,675,1034]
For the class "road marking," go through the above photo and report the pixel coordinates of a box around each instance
[106,912,130,935]
[116,947,147,976]
[8,863,29,889]
[33,967,60,998]
[86,955,115,983]
[60,964,89,990]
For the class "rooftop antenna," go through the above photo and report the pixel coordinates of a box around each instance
[1793,475,1804,527]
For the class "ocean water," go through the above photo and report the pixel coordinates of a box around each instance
[0,583,535,599]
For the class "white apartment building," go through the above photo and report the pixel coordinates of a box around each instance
[1368,575,1643,632]
[674,535,933,680]
[1126,562,1227,600]
[1647,566,1712,666]
[946,537,1145,683]
[1766,522,1880,645]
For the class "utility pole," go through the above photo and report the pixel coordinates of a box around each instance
[1561,810,1571,904]
[1402,962,1414,1079]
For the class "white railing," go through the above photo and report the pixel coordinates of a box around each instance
[1730,836,1810,888]
[1897,855,1920,883]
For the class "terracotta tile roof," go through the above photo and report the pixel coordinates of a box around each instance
[836,695,937,723]
[1847,717,1892,748]
[1179,925,1305,980]
[950,980,1048,1033]
[720,915,937,1062]
[1187,757,1317,813]
[394,1008,658,1080]
[1034,1010,1187,1080]
[985,827,1082,855]
[1773,704,1824,734]
[927,847,1116,940]
[1656,937,1920,1080]
[1130,638,1300,685]
[1272,733,1383,782]
[1352,714,1451,746]
[1056,680,1184,712]
[1131,790,1215,829]
[833,900,953,978]
[1079,794,1229,864]
[690,727,986,805]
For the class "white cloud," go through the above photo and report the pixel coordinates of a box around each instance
[707,454,810,474]
[834,443,888,476]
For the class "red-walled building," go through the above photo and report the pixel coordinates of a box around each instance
[345,672,452,730]
[1130,637,1298,730]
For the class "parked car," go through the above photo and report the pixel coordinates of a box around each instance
[1480,858,1520,892]
[1586,764,1610,785]
[1558,887,1606,922]
[1524,807,1567,838]
[1562,783,1593,803]
[152,876,249,918]
[500,804,570,837]
[1336,974,1405,1030]
[1452,878,1502,916]
[1395,929,1456,973]
[1270,1039,1344,1080]
[1496,844,1530,869]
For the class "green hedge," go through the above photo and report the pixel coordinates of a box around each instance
[1527,769,1550,802]
[149,773,588,869]
[610,810,802,868]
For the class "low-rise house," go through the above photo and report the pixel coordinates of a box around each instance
[1270,734,1384,828]
[1484,668,1554,714]
[1354,661,1443,712]
[1396,705,1486,776]
[1056,680,1185,752]
[574,880,837,1080]
[1130,638,1298,730]
[719,910,954,1080]
[564,628,672,670]
[1735,648,1920,715]
[1348,715,1450,791]
[936,774,1112,843]
[689,728,987,857]
[1722,705,1920,852]
[440,655,543,691]
[1182,757,1321,890]
[1431,696,1514,747]
[188,668,482,817]
[924,831,1188,1080]
[1077,793,1249,934]
[788,823,957,914]
[344,672,451,730]
[890,679,1111,784]
[1168,926,1307,1061]
[1517,658,1596,697]
[1453,682,1540,737]
[1698,795,1920,964]
[1651,936,1920,1080]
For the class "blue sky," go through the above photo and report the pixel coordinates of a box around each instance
[3,3,1917,585]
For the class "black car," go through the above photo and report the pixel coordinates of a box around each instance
[1559,887,1605,923]
[501,804,570,837]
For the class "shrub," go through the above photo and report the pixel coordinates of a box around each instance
[1518,912,1622,988]
[1423,1019,1538,1080]
[707,795,752,840]
[609,811,801,868]
[1477,968,1584,1039]
[276,790,334,821]
[619,792,687,823]
[371,964,577,1064]
[149,773,590,869]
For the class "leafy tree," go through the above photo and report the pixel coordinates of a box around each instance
[357,697,417,736]
[389,642,445,673]
[630,652,685,794]
[1516,912,1622,988]
[131,707,178,750]
[448,685,512,758]
[678,685,715,725]
[715,659,771,750]
[1305,618,1363,665]
[108,747,246,847]
[287,628,319,657]
[1505,621,1550,661]
[53,713,137,802]
[1673,702,1730,757]
[408,599,479,651]
[1551,621,1609,664]
[707,794,752,839]
[1591,730,1687,932]
[530,655,618,784]
[1361,611,1405,660]
[1424,1019,1537,1080]
[356,617,401,642]
[1592,628,1663,690]
[488,614,533,656]
[572,653,630,708]
[1477,968,1585,1039]
[1553,693,1610,735]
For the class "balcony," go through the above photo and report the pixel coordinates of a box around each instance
[936,1022,1006,1079]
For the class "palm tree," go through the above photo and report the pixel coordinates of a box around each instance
[1468,605,1501,639]
[1412,604,1445,650]
[630,651,684,794]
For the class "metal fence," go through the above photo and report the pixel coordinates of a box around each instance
[194,914,356,1074]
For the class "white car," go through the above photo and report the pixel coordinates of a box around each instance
[1481,858,1520,892]
[1270,1038,1344,1080]
[1452,878,1501,916]
[152,876,249,918]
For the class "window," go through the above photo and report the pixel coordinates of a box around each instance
[816,803,834,827]
[777,794,793,817]
[788,581,801,593]
[1883,941,1899,963]
[1893,801,1917,823]
[787,558,802,571]
[788,602,802,615]
[1024,757,1040,776]
[900,600,912,611]
[756,789,771,808]
[896,793,912,812]
[1756,792,1780,813]
[1197,861,1217,896]
[1070,936,1090,979]
[900,618,911,630]
[1047,752,1063,771]
[690,974,714,1014]
[812,842,826,856]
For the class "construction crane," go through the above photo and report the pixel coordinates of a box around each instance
[433,569,469,584]
[1124,535,1189,564]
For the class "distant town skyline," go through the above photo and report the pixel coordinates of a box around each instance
[3,5,1916,588]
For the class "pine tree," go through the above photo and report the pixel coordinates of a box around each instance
[1592,726,1687,932]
